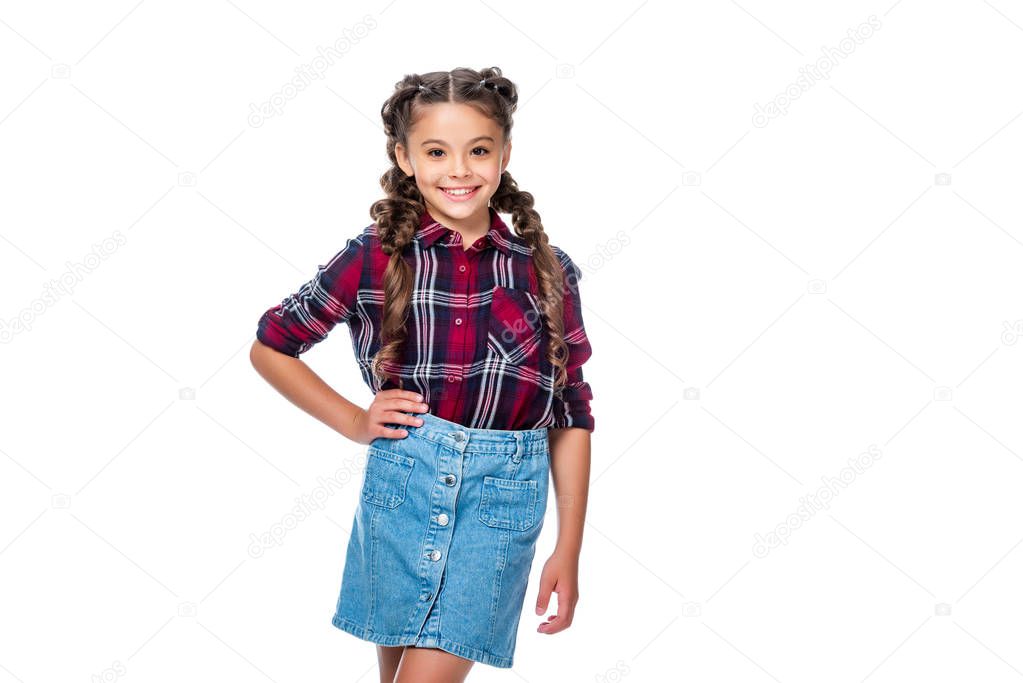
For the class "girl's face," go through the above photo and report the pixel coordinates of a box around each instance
[396,102,511,233]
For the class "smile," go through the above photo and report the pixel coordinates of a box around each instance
[440,186,480,201]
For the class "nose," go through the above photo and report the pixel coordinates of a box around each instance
[449,154,471,178]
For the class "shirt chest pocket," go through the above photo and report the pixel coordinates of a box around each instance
[486,286,544,365]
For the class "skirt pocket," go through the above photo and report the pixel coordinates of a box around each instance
[477,475,539,532]
[361,447,415,509]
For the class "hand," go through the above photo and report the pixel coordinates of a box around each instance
[534,549,579,634]
[350,389,429,445]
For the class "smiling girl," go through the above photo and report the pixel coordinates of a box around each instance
[251,66,595,682]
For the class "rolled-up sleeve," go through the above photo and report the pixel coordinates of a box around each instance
[550,248,595,432]
[256,232,365,357]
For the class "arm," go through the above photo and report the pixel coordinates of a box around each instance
[251,341,426,445]
[534,427,590,635]
[251,232,425,444]
[548,426,591,556]
[535,249,595,634]
[250,339,367,442]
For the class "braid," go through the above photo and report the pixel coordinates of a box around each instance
[368,166,423,389]
[367,75,435,387]
[491,172,571,392]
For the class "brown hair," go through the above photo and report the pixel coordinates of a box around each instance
[369,66,571,395]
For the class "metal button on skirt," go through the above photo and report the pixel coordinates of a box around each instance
[331,410,551,669]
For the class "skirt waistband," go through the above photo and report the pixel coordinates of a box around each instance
[397,411,550,456]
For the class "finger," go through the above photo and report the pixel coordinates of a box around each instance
[535,574,556,615]
[375,395,428,416]
[372,407,428,437]
[381,389,425,403]
[390,397,429,414]
[538,611,572,634]
[557,603,576,630]
[537,614,560,633]
[374,424,410,439]
[385,409,426,428]
[537,587,576,633]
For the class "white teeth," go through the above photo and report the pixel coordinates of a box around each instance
[442,187,476,195]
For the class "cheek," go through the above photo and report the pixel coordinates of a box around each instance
[418,175,442,190]
[479,162,503,184]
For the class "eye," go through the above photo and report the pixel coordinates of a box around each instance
[425,147,489,158]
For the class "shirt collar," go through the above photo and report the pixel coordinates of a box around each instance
[415,206,514,256]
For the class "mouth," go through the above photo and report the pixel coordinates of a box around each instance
[439,185,481,201]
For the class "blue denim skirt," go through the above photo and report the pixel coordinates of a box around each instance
[331,410,551,669]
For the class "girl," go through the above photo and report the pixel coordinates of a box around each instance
[251,66,595,682]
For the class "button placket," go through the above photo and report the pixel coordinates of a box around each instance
[449,248,473,422]
[414,433,468,632]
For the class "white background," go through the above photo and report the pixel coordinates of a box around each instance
[2,1,1023,681]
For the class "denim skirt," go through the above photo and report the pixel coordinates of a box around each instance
[331,410,551,669]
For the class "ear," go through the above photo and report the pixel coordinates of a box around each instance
[501,139,512,172]
[395,143,414,177]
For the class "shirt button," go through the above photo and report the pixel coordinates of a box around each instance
[437,513,449,526]
[430,549,441,561]
[455,317,462,325]
[444,474,457,486]
[447,375,455,383]
[459,265,466,272]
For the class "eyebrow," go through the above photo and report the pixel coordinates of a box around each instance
[420,136,495,147]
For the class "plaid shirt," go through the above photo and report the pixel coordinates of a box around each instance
[256,207,594,432]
